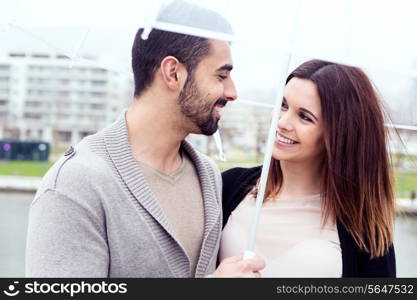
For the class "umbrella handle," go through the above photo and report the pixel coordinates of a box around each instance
[243,250,255,260]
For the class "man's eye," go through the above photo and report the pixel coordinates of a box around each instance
[218,75,227,80]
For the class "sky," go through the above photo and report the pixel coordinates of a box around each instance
[2,0,416,69]
[1,0,417,123]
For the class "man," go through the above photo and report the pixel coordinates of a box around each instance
[26,0,264,277]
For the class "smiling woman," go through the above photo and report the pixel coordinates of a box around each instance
[220,59,396,277]
[274,78,324,163]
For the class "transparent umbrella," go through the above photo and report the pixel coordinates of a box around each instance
[1,0,416,260]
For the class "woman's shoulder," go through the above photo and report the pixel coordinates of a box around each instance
[221,166,262,226]
[221,165,262,184]
[336,221,396,277]
[222,166,262,198]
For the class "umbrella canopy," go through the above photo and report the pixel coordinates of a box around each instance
[1,0,416,258]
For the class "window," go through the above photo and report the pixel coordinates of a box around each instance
[80,131,93,138]
[32,53,50,58]
[91,80,107,86]
[90,92,106,97]
[24,112,42,119]
[92,115,106,122]
[57,114,70,120]
[57,102,71,109]
[56,66,70,73]
[91,103,104,110]
[25,101,42,107]
[56,131,71,142]
[36,90,51,96]
[9,52,26,57]
[91,68,107,74]
[59,91,70,97]
[56,54,70,59]
[29,78,51,84]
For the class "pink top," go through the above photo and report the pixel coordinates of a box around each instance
[219,192,342,277]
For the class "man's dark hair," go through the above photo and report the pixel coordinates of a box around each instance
[131,0,233,98]
[131,29,211,97]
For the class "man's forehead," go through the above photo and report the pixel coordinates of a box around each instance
[201,39,233,70]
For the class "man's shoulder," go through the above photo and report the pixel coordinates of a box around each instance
[59,142,111,179]
[35,138,114,201]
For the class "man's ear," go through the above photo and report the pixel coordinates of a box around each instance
[160,56,187,91]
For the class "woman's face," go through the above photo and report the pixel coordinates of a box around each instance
[272,77,325,163]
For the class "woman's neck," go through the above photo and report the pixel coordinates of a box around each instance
[276,158,323,199]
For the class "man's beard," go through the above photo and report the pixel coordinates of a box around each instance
[177,75,226,136]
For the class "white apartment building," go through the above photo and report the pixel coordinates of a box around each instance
[0,51,132,147]
[2,49,412,158]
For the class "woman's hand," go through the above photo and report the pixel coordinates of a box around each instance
[211,252,265,278]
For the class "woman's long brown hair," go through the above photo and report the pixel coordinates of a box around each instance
[255,59,395,258]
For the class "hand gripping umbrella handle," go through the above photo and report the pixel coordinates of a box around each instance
[243,250,255,260]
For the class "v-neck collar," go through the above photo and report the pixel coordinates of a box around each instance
[102,111,221,277]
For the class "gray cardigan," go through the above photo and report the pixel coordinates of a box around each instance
[25,114,223,278]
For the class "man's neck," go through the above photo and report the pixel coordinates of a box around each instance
[126,95,188,175]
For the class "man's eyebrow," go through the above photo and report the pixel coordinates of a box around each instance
[282,97,319,122]
[217,64,233,71]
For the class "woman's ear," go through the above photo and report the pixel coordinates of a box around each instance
[160,56,187,91]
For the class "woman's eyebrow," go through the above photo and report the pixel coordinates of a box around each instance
[300,108,318,122]
[283,97,318,122]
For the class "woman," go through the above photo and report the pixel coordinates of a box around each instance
[220,59,396,277]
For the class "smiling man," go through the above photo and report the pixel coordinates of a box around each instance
[25,0,265,278]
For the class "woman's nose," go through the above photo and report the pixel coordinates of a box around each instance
[277,111,293,132]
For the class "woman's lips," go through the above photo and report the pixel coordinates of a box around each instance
[275,133,299,147]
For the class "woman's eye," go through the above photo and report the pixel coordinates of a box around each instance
[281,102,288,109]
[299,113,312,122]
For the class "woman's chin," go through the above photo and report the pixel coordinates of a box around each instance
[272,148,292,161]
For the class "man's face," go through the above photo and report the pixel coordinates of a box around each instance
[178,40,237,136]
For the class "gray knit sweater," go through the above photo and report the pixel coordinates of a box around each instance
[25,113,222,278]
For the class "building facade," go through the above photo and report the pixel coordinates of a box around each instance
[0,51,132,148]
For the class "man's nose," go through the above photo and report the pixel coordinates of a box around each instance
[224,79,237,101]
